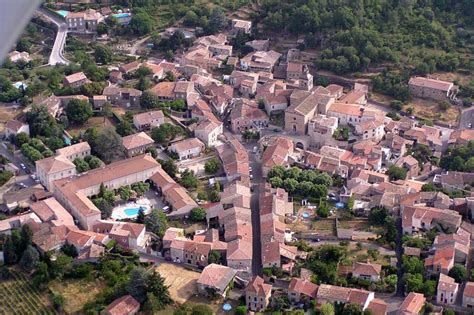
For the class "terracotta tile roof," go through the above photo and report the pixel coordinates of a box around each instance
[64,72,87,84]
[409,77,453,91]
[54,155,160,220]
[121,132,154,150]
[197,264,237,292]
[348,288,372,308]
[398,292,426,315]
[149,82,175,98]
[438,274,458,293]
[216,138,249,179]
[340,90,366,104]
[464,282,474,298]
[352,262,382,277]
[326,84,343,96]
[328,102,364,116]
[56,142,90,158]
[170,137,204,152]
[317,284,351,302]
[119,61,141,73]
[104,295,140,315]
[36,155,75,175]
[246,276,272,297]
[5,120,27,132]
[133,110,164,126]
[262,137,293,170]
[227,239,252,260]
[288,278,318,298]
[367,298,388,315]
[30,197,75,227]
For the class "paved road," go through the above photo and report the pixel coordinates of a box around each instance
[38,9,69,65]
[247,140,263,276]
[459,106,474,130]
[130,35,151,56]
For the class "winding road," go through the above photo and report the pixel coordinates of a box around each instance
[38,9,69,65]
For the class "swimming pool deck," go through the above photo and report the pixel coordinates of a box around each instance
[111,199,152,220]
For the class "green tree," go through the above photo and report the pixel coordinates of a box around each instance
[320,303,335,315]
[190,207,206,222]
[15,132,30,147]
[127,267,148,302]
[208,250,221,264]
[159,159,178,178]
[94,45,112,64]
[439,101,450,111]
[136,208,145,224]
[342,303,363,315]
[115,120,134,136]
[20,245,39,270]
[140,91,160,109]
[51,255,73,280]
[191,304,213,315]
[74,157,90,173]
[16,38,32,52]
[448,264,467,283]
[53,294,66,311]
[3,235,17,265]
[368,207,388,225]
[85,155,102,169]
[386,165,407,180]
[119,185,133,201]
[93,128,125,163]
[204,158,220,174]
[235,306,247,315]
[151,123,182,145]
[423,279,436,297]
[145,209,168,237]
[130,10,154,35]
[405,273,424,293]
[206,7,227,34]
[61,243,78,258]
[317,202,330,218]
[269,176,283,188]
[146,271,173,308]
[180,169,199,189]
[66,99,93,125]
[26,105,61,137]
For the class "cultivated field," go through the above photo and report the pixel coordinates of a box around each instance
[0,270,57,315]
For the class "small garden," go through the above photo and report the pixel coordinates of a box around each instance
[91,182,150,219]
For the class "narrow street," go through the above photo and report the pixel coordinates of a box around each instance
[395,217,405,297]
[245,139,263,276]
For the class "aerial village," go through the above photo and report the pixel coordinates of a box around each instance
[0,1,474,315]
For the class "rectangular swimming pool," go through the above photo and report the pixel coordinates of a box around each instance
[124,207,144,217]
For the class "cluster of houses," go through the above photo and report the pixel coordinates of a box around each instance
[2,10,474,314]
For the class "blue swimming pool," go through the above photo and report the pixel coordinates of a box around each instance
[112,13,131,18]
[222,303,232,312]
[56,10,69,18]
[335,202,345,209]
[302,212,310,218]
[124,206,144,217]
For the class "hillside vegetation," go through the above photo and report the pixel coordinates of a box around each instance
[257,0,473,76]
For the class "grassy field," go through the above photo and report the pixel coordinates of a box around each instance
[67,116,116,137]
[0,269,57,315]
[405,98,460,125]
[49,278,106,314]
